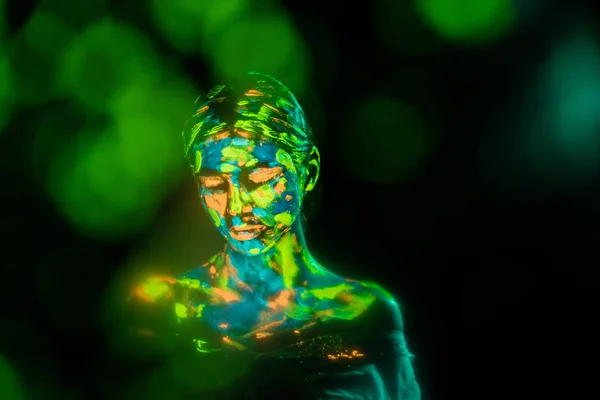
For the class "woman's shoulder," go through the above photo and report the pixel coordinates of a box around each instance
[334,278,404,332]
[357,280,404,331]
[131,258,218,305]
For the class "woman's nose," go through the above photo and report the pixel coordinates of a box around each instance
[227,184,251,216]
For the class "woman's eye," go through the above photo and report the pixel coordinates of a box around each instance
[248,167,282,184]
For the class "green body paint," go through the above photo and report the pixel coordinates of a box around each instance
[131,72,420,398]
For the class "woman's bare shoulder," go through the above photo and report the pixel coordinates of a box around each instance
[351,279,405,331]
[132,253,222,304]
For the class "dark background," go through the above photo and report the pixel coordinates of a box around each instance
[1,0,599,398]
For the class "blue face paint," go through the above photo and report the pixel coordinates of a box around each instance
[196,135,304,257]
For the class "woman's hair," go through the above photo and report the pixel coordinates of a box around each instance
[182,72,316,173]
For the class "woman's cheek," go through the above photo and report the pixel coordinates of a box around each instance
[202,193,227,227]
[250,185,276,209]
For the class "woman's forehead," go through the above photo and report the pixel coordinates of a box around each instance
[198,136,291,170]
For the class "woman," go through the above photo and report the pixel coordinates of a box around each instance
[131,72,421,399]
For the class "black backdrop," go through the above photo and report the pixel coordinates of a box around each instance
[1,0,599,398]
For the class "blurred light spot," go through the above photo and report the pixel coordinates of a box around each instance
[478,16,600,193]
[7,11,73,105]
[57,18,161,111]
[46,74,194,240]
[209,13,310,97]
[0,0,5,41]
[528,20,600,185]
[0,52,14,132]
[100,260,179,363]
[415,0,515,44]
[150,0,249,53]
[374,0,441,55]
[343,97,431,185]
[0,354,24,400]
[24,11,73,59]
[37,0,108,29]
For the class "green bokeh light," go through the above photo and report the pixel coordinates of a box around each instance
[0,354,24,400]
[343,97,431,185]
[37,0,108,29]
[0,0,5,42]
[46,75,195,240]
[8,11,73,105]
[0,52,13,132]
[24,11,74,59]
[210,13,310,97]
[528,24,600,185]
[57,18,161,111]
[150,0,249,53]
[415,0,516,44]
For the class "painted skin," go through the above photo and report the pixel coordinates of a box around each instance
[136,130,390,348]
[196,132,303,257]
[131,73,420,398]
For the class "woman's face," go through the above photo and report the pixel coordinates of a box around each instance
[195,133,305,256]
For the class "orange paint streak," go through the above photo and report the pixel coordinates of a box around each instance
[268,290,294,309]
[242,205,253,213]
[209,266,217,274]
[196,105,209,115]
[156,276,177,284]
[245,89,264,97]
[256,332,272,339]
[269,259,282,274]
[135,287,156,302]
[218,323,230,329]
[335,292,353,305]
[212,287,240,302]
[285,195,292,201]
[213,130,230,141]
[242,318,286,339]
[233,128,253,138]
[314,309,334,319]
[227,264,253,292]
[263,103,280,113]
[222,336,246,350]
[274,182,285,194]
[204,193,226,217]
[233,275,253,292]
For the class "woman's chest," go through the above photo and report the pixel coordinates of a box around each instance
[195,289,314,338]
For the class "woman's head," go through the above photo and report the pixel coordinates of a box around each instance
[183,72,320,257]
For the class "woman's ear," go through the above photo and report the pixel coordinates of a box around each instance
[304,146,320,193]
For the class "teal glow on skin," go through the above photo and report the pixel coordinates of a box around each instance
[131,72,420,399]
[137,72,398,340]
[196,134,304,258]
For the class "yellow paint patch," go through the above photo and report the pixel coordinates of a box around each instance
[274,212,293,227]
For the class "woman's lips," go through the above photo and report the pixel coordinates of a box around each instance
[229,224,266,240]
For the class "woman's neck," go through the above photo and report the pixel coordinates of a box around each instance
[223,221,320,288]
